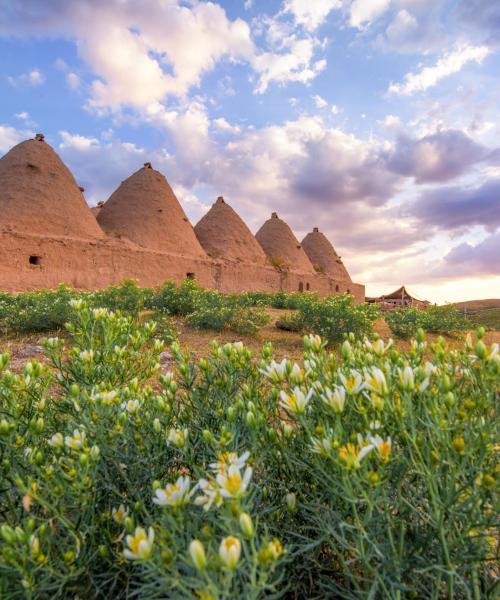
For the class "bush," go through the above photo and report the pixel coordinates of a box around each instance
[384,308,422,339]
[0,308,498,599]
[386,305,470,338]
[298,294,379,344]
[0,285,77,333]
[90,280,150,317]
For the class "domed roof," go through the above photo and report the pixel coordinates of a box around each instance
[255,212,314,272]
[301,227,352,281]
[0,135,104,239]
[194,196,268,264]
[97,163,207,257]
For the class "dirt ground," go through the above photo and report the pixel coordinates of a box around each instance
[1,308,498,372]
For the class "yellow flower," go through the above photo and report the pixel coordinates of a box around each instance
[123,526,154,560]
[321,386,345,413]
[216,465,252,499]
[339,370,364,395]
[167,428,188,449]
[259,538,284,565]
[219,536,241,569]
[364,367,388,396]
[48,433,64,448]
[338,443,373,470]
[194,479,223,511]
[210,451,250,474]
[369,435,392,463]
[65,429,85,451]
[153,476,191,508]
[279,387,312,415]
[112,504,129,524]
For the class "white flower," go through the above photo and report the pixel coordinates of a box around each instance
[123,527,154,560]
[153,476,191,508]
[48,432,63,448]
[339,370,364,395]
[69,299,83,310]
[398,366,414,391]
[64,429,85,450]
[121,399,140,414]
[304,334,323,351]
[94,390,117,405]
[321,386,345,413]
[209,451,250,474]
[112,504,129,524]
[167,428,188,448]
[260,359,288,382]
[310,434,334,456]
[369,435,392,462]
[369,421,382,431]
[423,362,438,377]
[194,479,223,511]
[279,387,312,415]
[92,307,109,319]
[216,464,253,499]
[189,539,207,570]
[79,349,94,362]
[364,338,393,356]
[219,536,241,569]
[363,367,388,396]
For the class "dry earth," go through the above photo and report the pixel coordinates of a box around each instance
[1,308,498,373]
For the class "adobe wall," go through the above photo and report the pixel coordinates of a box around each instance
[0,231,213,292]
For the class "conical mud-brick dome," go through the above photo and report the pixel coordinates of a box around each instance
[255,212,314,272]
[194,197,268,264]
[97,163,207,257]
[302,227,352,281]
[0,135,104,239]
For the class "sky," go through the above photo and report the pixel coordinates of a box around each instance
[0,0,499,303]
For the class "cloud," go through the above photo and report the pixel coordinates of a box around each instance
[388,43,490,95]
[252,37,327,94]
[212,117,241,134]
[0,124,34,153]
[442,232,500,277]
[349,0,391,29]
[6,68,45,87]
[313,94,328,108]
[409,178,500,233]
[283,0,341,32]
[387,129,487,183]
[454,0,500,47]
[66,72,81,90]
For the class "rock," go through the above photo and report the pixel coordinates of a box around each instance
[18,345,44,357]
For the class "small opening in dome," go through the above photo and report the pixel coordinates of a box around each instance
[306,283,310,291]
[29,255,41,266]
[298,282,304,292]
[335,285,339,292]
[186,272,195,280]
[347,289,351,294]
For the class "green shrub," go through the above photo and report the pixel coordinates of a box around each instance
[384,307,422,338]
[229,308,269,335]
[298,294,379,343]
[275,312,303,332]
[386,305,470,338]
[0,308,498,598]
[90,279,149,317]
[0,285,78,333]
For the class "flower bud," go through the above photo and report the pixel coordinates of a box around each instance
[202,429,213,444]
[475,341,486,359]
[189,539,207,570]
[246,411,256,428]
[285,492,296,512]
[239,513,254,539]
[124,517,135,533]
[0,419,10,436]
[153,418,161,434]
[477,326,485,340]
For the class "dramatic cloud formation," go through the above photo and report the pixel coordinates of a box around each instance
[410,178,500,233]
[442,232,500,277]
[0,0,498,302]
[387,130,488,183]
